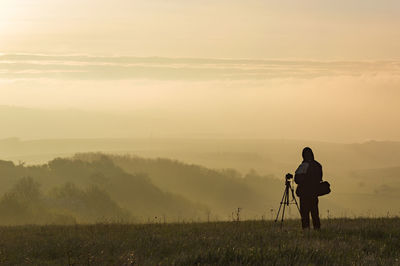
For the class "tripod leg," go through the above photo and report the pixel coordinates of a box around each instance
[289,185,301,214]
[280,189,288,225]
[275,188,287,222]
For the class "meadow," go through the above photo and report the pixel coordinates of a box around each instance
[0,218,399,265]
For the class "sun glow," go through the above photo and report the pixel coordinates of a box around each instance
[0,2,34,41]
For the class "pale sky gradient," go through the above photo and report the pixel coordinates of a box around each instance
[1,0,400,59]
[0,1,400,142]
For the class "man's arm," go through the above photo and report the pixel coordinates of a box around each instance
[294,162,309,184]
[294,173,305,184]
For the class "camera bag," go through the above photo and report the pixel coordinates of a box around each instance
[317,181,331,196]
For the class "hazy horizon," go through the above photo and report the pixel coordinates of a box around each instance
[1,54,400,142]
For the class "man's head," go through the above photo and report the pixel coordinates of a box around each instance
[302,147,314,161]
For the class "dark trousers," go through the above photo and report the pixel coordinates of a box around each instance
[300,197,320,229]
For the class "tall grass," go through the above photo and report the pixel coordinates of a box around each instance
[0,218,399,265]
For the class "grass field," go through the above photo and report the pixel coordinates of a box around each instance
[0,218,399,265]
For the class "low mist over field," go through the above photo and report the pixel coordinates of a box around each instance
[0,138,400,224]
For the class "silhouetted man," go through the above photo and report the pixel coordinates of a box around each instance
[294,147,322,230]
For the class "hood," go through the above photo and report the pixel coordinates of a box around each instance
[302,147,314,161]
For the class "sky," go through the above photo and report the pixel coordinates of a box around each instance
[1,0,400,59]
[0,0,400,142]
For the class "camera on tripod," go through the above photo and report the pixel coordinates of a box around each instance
[285,173,293,180]
[275,173,300,226]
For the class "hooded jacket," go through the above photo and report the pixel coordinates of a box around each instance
[294,149,323,197]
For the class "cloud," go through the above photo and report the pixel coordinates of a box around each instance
[1,54,399,81]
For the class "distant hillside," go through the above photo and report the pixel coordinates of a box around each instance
[0,153,305,223]
[1,149,400,223]
[350,166,400,195]
[0,156,204,224]
[81,154,282,217]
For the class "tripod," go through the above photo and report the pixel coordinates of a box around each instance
[275,174,300,225]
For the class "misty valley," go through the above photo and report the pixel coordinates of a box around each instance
[1,138,400,225]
